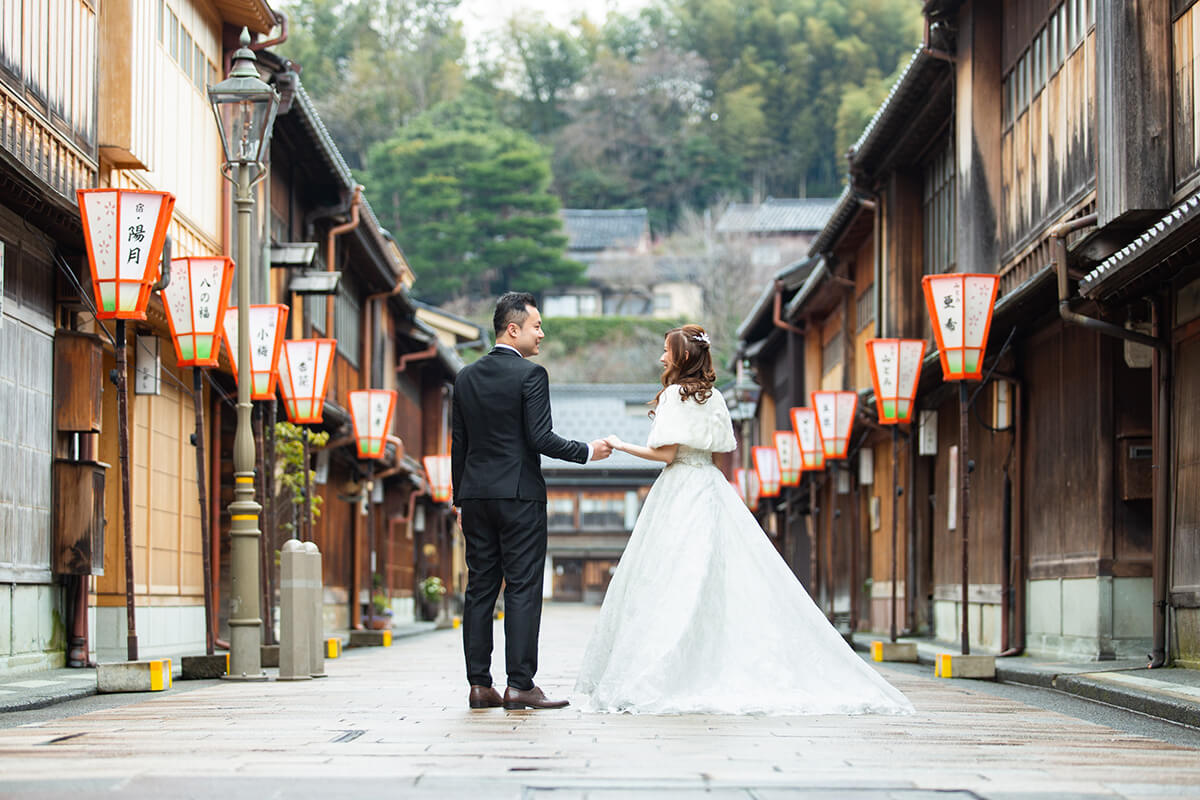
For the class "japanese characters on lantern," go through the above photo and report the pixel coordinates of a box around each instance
[77,189,176,319]
[790,407,825,470]
[753,446,782,498]
[348,389,397,459]
[161,257,234,367]
[774,431,802,486]
[277,339,336,424]
[865,338,927,425]
[922,273,999,382]
[222,304,289,400]
[811,390,858,459]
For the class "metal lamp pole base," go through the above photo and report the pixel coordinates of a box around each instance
[224,162,267,682]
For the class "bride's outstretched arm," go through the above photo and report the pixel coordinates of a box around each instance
[604,435,677,464]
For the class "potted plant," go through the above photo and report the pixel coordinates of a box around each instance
[418,576,446,622]
[369,592,393,630]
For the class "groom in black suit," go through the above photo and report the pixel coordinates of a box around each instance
[452,292,612,710]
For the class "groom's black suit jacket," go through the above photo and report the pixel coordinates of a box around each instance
[451,347,588,503]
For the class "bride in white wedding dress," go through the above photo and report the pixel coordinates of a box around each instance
[573,324,913,716]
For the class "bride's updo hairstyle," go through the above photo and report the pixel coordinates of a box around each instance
[651,324,716,416]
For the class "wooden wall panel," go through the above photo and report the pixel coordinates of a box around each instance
[1171,334,1200,600]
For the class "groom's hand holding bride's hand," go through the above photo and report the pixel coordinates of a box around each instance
[588,438,614,461]
[604,435,624,451]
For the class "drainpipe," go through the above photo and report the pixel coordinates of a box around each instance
[249,10,288,52]
[1050,214,1170,668]
[396,341,439,374]
[363,281,405,387]
[325,186,362,338]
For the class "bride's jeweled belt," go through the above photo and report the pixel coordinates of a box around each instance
[670,446,714,467]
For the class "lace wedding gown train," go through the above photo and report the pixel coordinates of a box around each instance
[573,387,914,716]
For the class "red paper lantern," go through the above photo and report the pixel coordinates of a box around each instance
[277,339,336,424]
[774,431,802,486]
[736,467,761,511]
[921,273,999,382]
[865,338,927,424]
[76,188,175,319]
[423,454,453,504]
[161,256,234,367]
[789,407,825,471]
[753,446,782,498]
[222,304,289,400]
[811,390,858,460]
[348,389,397,459]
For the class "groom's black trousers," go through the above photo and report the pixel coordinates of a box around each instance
[460,498,547,691]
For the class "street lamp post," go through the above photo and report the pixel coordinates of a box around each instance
[208,28,280,680]
[922,273,999,656]
[865,338,927,643]
[161,255,235,655]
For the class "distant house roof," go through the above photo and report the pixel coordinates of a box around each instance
[561,209,649,251]
[715,197,839,235]
[542,384,664,473]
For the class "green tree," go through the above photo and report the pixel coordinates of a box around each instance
[367,103,583,303]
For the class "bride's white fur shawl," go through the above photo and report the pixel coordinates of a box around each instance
[646,384,737,453]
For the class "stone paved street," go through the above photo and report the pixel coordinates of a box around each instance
[0,604,1198,799]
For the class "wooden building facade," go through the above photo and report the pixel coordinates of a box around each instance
[738,0,1198,665]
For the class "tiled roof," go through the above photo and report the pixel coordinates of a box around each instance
[1080,190,1200,297]
[806,186,862,256]
[542,384,664,473]
[715,197,839,234]
[561,209,649,251]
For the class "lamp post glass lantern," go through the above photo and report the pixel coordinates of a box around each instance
[222,304,289,400]
[423,455,453,504]
[753,445,782,498]
[811,391,858,460]
[208,27,280,681]
[774,431,802,487]
[162,256,234,366]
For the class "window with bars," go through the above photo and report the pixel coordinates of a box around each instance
[1002,0,1093,128]
[822,331,843,375]
[856,285,875,332]
[923,139,956,275]
[159,0,217,94]
[581,492,626,529]
[547,494,576,530]
[335,278,362,366]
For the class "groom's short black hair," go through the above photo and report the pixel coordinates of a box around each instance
[494,292,538,336]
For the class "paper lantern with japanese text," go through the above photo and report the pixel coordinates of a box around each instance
[789,407,825,471]
[161,256,234,367]
[921,273,999,382]
[222,304,289,400]
[753,446,782,498]
[77,188,175,319]
[277,339,336,424]
[865,338,926,424]
[349,389,397,459]
[423,454,453,503]
[774,431,802,486]
[811,390,857,460]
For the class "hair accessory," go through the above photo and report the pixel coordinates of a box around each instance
[692,332,711,346]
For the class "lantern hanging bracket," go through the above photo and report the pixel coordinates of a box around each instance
[220,161,269,188]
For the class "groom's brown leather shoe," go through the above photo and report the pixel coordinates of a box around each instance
[468,685,503,709]
[503,685,569,710]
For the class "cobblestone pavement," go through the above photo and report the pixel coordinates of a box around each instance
[0,603,1198,800]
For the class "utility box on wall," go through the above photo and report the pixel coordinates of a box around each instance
[53,460,108,575]
[54,331,104,432]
